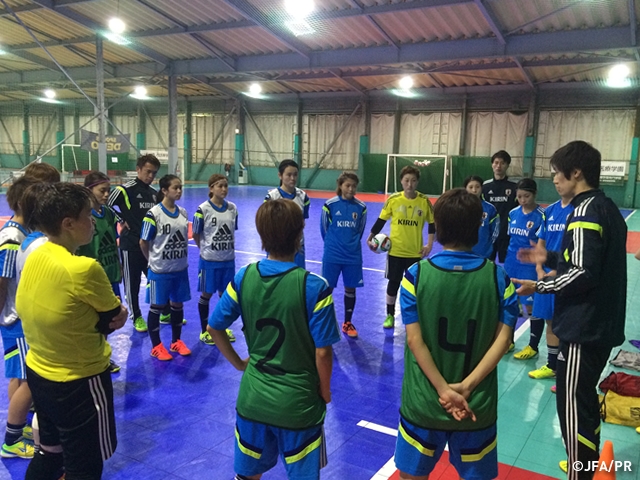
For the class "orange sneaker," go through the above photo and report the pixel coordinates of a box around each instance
[150,343,172,361]
[170,339,191,356]
[342,322,358,338]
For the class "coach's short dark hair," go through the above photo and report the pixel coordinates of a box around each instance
[491,150,512,165]
[550,140,601,189]
[6,177,37,213]
[136,154,161,169]
[256,199,303,257]
[400,165,420,180]
[22,183,92,236]
[433,188,482,248]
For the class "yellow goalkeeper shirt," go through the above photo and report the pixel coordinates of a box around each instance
[380,192,434,258]
[16,242,120,382]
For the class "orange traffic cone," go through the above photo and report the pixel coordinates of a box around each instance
[593,440,616,480]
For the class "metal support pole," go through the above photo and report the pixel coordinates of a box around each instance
[459,96,468,156]
[22,103,29,165]
[294,98,303,165]
[235,98,245,185]
[168,74,179,178]
[56,106,65,169]
[73,105,80,144]
[184,101,192,181]
[96,36,107,173]
[306,103,362,188]
[137,103,146,151]
[523,93,538,178]
[358,95,370,182]
[107,102,114,136]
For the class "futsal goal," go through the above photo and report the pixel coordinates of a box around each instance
[385,154,451,196]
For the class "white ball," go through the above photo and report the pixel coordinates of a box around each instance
[372,233,391,254]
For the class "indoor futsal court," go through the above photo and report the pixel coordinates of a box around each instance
[0,184,638,480]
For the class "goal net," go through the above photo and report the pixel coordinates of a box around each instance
[385,154,451,196]
[61,144,95,173]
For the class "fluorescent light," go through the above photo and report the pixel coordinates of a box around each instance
[108,17,125,34]
[285,19,315,36]
[399,76,414,90]
[40,97,60,104]
[285,0,314,19]
[43,89,56,99]
[103,32,131,45]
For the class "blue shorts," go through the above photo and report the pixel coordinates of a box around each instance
[198,261,235,294]
[146,269,191,305]
[234,415,327,480]
[395,417,497,480]
[1,322,28,380]
[532,291,555,320]
[504,256,536,306]
[111,282,121,300]
[321,262,364,289]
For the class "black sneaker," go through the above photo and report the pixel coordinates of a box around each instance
[109,360,121,374]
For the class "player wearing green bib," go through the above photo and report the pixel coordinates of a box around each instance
[208,199,340,480]
[77,171,123,374]
[396,189,518,480]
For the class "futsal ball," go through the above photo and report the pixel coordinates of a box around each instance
[372,233,392,254]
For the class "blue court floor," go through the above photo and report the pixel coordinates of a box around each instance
[0,184,638,479]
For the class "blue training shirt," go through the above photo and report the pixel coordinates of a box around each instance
[539,200,574,252]
[472,200,500,259]
[400,251,518,328]
[209,259,341,348]
[320,195,367,265]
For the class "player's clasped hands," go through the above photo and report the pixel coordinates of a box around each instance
[438,384,476,422]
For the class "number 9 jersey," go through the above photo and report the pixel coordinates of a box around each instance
[192,199,238,263]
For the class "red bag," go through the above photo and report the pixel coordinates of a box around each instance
[599,372,640,397]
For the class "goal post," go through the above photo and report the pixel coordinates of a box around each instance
[61,144,93,173]
[385,154,451,196]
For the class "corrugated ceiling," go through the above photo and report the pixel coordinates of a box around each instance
[0,0,633,100]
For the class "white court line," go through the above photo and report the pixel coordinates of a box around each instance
[188,243,387,273]
[357,420,398,437]
[359,420,451,480]
[625,209,637,223]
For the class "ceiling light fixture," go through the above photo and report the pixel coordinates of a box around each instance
[130,86,149,99]
[43,89,56,99]
[606,63,632,88]
[108,17,125,34]
[399,76,414,90]
[249,83,262,96]
[284,0,314,19]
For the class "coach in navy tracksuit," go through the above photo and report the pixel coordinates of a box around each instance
[514,141,627,480]
[482,150,518,263]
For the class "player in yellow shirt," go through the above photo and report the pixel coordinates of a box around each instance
[16,183,127,480]
[367,165,435,329]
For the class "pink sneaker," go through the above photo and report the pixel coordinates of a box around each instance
[551,385,557,394]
